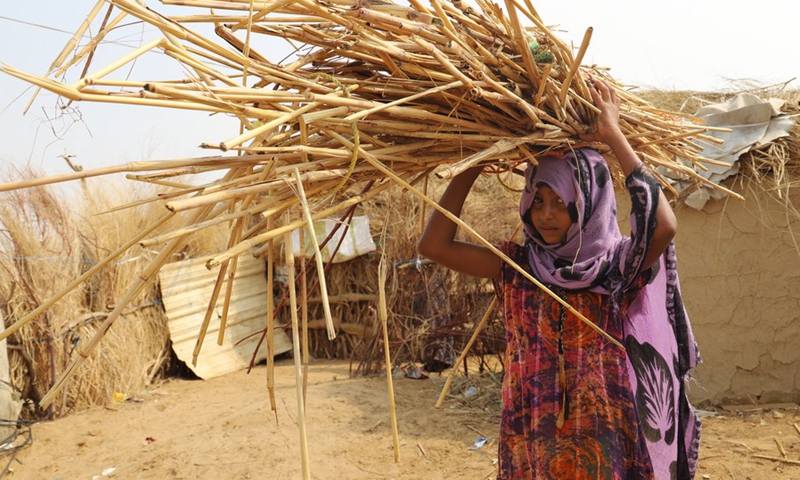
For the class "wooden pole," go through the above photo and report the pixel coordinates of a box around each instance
[435,297,497,408]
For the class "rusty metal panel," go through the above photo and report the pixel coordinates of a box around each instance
[159,255,291,379]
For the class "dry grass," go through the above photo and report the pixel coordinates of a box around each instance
[0,169,228,419]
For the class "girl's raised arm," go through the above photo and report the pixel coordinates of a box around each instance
[582,79,678,269]
[417,166,502,279]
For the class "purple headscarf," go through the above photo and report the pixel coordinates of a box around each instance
[519,147,620,293]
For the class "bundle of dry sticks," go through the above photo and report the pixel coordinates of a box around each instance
[0,0,732,410]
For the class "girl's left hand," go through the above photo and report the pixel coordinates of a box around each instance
[579,78,624,145]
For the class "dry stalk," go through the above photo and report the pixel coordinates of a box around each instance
[266,217,277,416]
[284,231,311,480]
[752,454,800,466]
[378,254,401,463]
[293,168,335,340]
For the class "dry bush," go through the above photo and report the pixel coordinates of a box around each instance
[0,180,84,417]
[294,173,519,375]
[0,171,227,419]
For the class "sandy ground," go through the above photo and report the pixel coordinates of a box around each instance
[4,359,799,480]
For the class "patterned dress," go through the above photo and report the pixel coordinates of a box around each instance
[495,168,661,479]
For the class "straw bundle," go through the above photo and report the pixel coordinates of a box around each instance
[2,0,730,188]
[0,0,734,405]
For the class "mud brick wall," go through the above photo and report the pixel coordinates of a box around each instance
[619,182,800,406]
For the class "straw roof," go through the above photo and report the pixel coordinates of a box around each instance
[0,0,749,407]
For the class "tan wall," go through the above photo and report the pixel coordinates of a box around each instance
[675,184,800,406]
[619,181,800,406]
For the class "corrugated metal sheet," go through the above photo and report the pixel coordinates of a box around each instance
[159,255,291,379]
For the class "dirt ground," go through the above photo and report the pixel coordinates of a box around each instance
[3,359,799,480]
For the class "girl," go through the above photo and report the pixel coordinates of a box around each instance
[418,79,700,479]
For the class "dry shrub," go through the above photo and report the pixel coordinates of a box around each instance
[295,173,519,376]
[0,180,84,417]
[0,171,227,419]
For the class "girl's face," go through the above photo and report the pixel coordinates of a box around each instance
[529,185,572,245]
